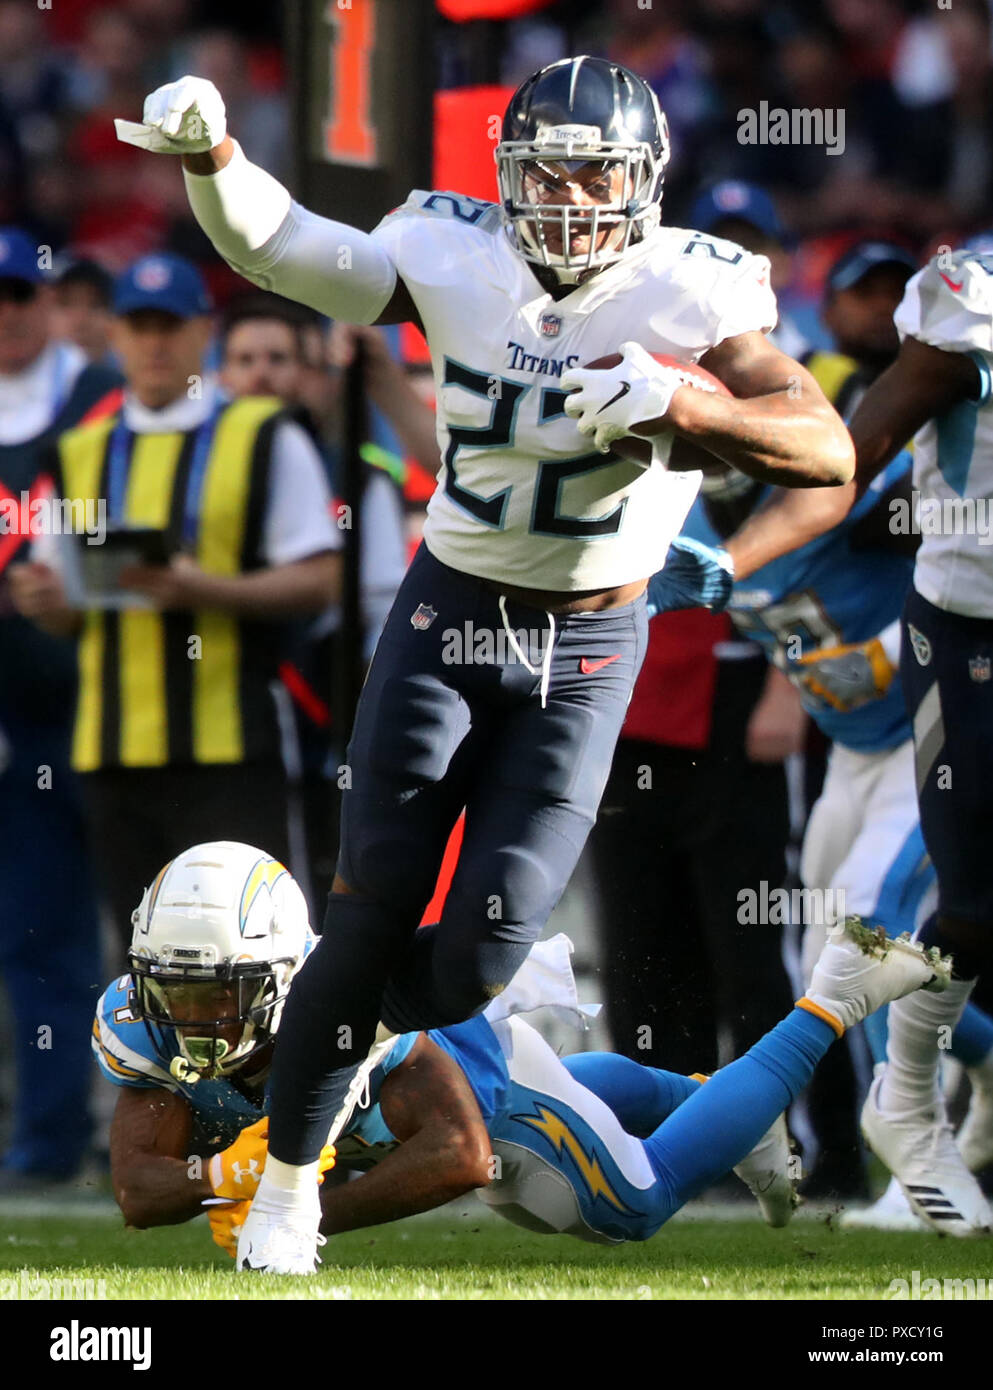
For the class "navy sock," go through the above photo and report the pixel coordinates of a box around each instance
[267,892,410,1164]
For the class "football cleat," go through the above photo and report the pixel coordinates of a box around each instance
[839,1175,929,1232]
[235,1203,326,1275]
[800,918,951,1036]
[957,1065,993,1173]
[733,1113,798,1227]
[861,1074,993,1237]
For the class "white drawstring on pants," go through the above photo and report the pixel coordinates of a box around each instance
[498,594,556,709]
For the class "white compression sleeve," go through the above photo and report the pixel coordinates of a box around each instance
[183,140,398,323]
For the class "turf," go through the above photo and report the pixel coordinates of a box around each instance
[1,1201,990,1300]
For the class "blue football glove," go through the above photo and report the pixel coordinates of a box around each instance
[645,536,734,617]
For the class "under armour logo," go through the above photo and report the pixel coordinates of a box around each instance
[232,1158,261,1184]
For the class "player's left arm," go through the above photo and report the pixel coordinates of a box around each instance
[661,330,855,488]
[317,1034,493,1236]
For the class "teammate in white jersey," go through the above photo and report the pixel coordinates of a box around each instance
[682,247,993,1234]
[116,56,853,1273]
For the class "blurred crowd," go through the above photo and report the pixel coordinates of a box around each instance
[0,0,989,1203]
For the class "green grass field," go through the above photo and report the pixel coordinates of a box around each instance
[1,1199,989,1301]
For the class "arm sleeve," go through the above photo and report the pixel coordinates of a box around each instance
[183,140,398,324]
[895,252,993,359]
[262,420,343,567]
[711,253,778,345]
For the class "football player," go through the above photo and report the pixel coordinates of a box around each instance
[671,456,993,1230]
[114,57,854,1272]
[663,246,993,1234]
[92,843,335,1231]
[94,845,950,1255]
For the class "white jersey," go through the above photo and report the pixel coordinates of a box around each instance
[894,250,993,618]
[371,192,777,591]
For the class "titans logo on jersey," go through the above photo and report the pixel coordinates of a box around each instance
[370,191,777,593]
[683,455,915,751]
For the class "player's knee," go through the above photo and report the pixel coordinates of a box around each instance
[338,832,437,915]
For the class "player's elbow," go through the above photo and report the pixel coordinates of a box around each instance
[437,1124,494,1192]
[115,1186,156,1230]
[808,420,856,486]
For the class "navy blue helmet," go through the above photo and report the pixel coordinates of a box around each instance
[496,56,670,284]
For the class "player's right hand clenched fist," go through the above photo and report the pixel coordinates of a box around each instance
[115,76,226,155]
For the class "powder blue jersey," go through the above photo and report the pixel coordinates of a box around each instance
[94,977,663,1242]
[683,455,915,752]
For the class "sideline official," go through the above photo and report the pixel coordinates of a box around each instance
[11,254,340,956]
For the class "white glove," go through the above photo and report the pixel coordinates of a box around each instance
[115,76,227,155]
[561,340,685,454]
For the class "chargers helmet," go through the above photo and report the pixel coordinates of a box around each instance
[496,55,670,284]
[127,841,315,1083]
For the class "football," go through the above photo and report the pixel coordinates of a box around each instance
[581,351,732,473]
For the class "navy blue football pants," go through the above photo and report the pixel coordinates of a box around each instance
[903,585,993,976]
[269,544,648,1164]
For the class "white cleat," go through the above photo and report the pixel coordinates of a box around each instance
[839,1175,929,1231]
[861,1074,993,1237]
[235,1204,326,1275]
[803,919,951,1034]
[733,1113,798,1227]
[957,1067,993,1173]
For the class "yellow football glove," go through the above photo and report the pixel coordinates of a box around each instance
[207,1117,336,1200]
[208,1198,250,1258]
[787,637,895,713]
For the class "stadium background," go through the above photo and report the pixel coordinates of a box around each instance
[2,0,993,1227]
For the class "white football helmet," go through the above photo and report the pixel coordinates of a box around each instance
[127,841,315,1083]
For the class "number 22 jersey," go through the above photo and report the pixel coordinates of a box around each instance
[371,193,777,592]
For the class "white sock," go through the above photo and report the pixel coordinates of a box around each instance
[880,977,976,1115]
[252,1156,321,1218]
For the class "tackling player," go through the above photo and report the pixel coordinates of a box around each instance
[667,246,993,1234]
[95,843,949,1254]
[115,57,854,1272]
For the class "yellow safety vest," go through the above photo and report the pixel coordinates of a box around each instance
[57,396,284,771]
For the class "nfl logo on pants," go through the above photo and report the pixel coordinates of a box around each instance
[969,654,991,683]
[411,603,438,631]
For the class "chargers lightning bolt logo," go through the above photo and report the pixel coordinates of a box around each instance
[512,1103,636,1213]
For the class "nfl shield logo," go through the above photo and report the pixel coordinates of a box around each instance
[969,654,991,683]
[908,624,932,667]
[410,603,438,631]
[539,313,561,338]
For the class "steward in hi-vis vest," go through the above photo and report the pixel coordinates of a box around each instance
[12,253,341,956]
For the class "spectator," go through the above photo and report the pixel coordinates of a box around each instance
[0,226,120,1191]
[51,259,115,367]
[10,253,340,959]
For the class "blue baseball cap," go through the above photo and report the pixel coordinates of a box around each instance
[0,227,46,284]
[113,254,212,319]
[826,240,917,295]
[689,181,783,242]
